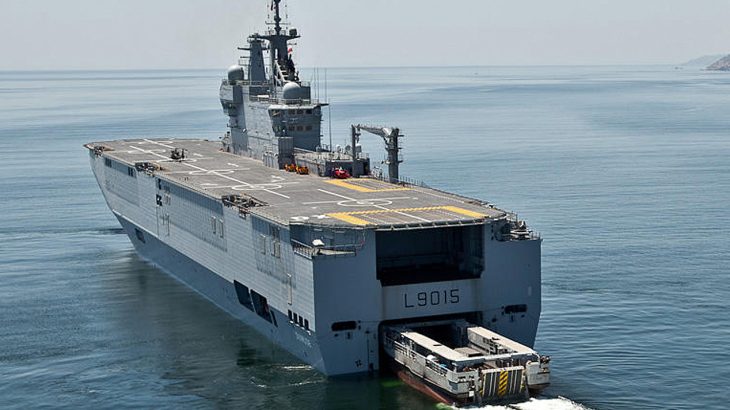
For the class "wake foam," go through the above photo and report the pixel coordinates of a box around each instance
[442,396,591,410]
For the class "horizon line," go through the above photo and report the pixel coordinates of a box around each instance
[0,62,711,73]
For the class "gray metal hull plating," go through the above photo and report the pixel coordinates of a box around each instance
[114,212,326,372]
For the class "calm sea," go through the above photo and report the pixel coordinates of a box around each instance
[0,66,728,410]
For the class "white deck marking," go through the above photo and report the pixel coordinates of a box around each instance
[130,144,290,199]
[142,139,176,149]
[317,189,356,201]
[376,207,432,223]
[302,196,411,206]
[318,189,431,223]
[415,187,466,203]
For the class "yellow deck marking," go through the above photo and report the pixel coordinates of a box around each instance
[326,206,488,226]
[441,205,488,219]
[327,213,371,226]
[325,179,411,193]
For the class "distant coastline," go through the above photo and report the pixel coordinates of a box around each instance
[706,55,730,71]
[681,54,725,67]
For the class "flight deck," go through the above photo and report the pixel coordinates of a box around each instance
[88,138,506,229]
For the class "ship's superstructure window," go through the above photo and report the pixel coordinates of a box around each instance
[376,225,484,286]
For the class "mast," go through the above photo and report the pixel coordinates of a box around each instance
[256,0,300,88]
[273,0,282,36]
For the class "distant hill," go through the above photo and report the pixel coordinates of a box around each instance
[707,55,730,71]
[681,54,725,66]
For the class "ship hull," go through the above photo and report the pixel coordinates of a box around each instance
[87,142,542,377]
[114,213,326,372]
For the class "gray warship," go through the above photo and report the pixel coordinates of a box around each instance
[85,1,548,405]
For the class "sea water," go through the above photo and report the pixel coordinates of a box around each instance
[0,66,728,409]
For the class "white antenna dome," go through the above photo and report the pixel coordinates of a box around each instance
[282,81,302,101]
[227,65,245,82]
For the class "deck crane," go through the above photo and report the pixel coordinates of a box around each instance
[350,124,403,182]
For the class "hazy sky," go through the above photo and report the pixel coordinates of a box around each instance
[2,0,729,70]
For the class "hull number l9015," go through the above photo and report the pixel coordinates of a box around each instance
[404,289,459,308]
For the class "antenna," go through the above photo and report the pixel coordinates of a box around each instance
[273,0,282,35]
[326,68,332,152]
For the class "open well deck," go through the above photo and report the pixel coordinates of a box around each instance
[89,138,506,228]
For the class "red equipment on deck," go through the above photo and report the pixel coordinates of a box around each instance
[333,168,350,179]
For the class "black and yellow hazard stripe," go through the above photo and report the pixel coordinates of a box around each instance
[497,371,509,397]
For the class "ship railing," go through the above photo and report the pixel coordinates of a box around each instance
[504,212,542,240]
[370,174,504,212]
[386,336,472,393]
[291,239,357,259]
[369,173,430,188]
[495,229,541,241]
[221,79,321,106]
[250,95,321,106]
[425,359,449,377]
[221,79,270,87]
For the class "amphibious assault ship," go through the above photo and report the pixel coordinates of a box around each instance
[86,1,548,405]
